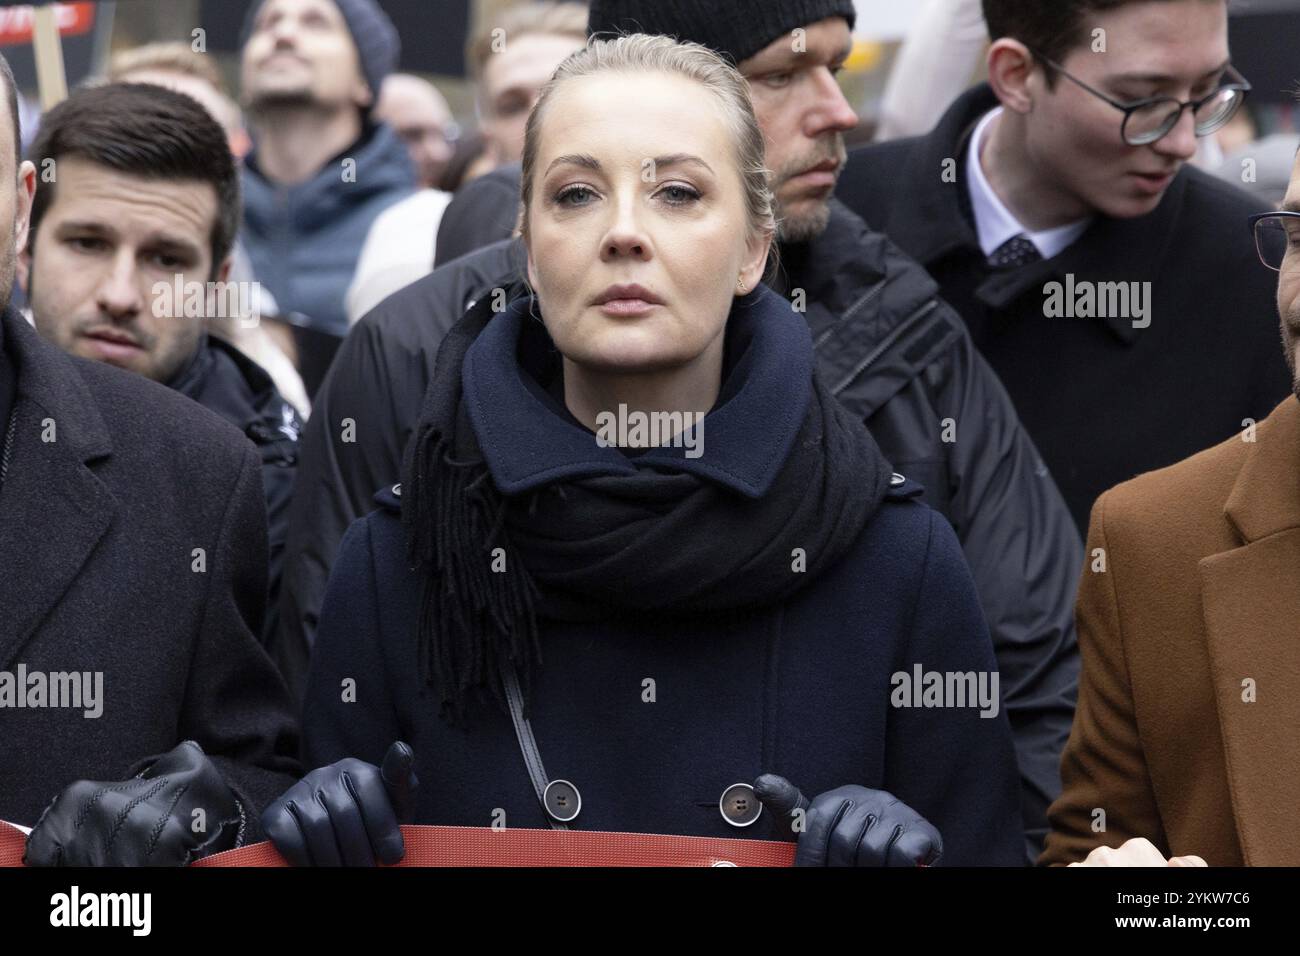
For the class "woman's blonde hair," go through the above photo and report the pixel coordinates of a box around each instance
[518,33,778,274]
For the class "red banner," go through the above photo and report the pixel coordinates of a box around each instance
[0,2,95,46]
[1,819,796,867]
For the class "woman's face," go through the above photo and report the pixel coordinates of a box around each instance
[525,71,770,374]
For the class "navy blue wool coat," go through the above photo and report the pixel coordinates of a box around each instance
[303,293,1025,866]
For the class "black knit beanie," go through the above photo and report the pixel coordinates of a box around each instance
[587,0,857,65]
[240,0,399,107]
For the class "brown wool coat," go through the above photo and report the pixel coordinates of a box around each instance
[1041,396,1300,866]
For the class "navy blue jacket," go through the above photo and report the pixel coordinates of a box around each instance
[303,292,1025,866]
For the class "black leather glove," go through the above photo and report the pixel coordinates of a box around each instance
[754,773,943,867]
[25,740,244,867]
[262,741,417,866]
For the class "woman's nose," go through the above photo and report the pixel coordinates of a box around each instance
[600,203,651,260]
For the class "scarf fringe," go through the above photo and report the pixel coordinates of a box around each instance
[405,425,542,726]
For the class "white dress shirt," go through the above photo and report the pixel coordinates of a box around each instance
[966,107,1091,260]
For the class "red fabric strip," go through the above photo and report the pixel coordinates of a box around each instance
[1,820,795,867]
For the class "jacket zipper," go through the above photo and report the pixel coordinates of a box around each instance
[812,276,887,349]
[831,298,940,396]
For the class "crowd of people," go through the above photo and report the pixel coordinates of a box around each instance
[0,0,1295,868]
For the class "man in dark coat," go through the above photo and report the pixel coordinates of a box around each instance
[281,0,1082,861]
[835,0,1291,532]
[20,83,300,648]
[0,56,300,862]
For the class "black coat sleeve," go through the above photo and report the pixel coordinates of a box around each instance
[885,508,1025,866]
[276,319,428,700]
[941,328,1083,863]
[187,443,302,839]
[434,165,522,269]
[301,516,404,770]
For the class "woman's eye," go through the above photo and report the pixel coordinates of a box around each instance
[555,185,596,206]
[658,183,701,205]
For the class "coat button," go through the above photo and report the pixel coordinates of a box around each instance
[543,779,581,823]
[719,783,762,827]
[391,483,402,497]
[890,473,905,486]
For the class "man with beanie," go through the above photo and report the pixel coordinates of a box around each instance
[281,0,1082,862]
[239,0,415,340]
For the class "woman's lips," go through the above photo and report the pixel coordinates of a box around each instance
[597,298,661,318]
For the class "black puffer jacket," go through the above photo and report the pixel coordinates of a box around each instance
[169,334,300,648]
[280,200,1082,862]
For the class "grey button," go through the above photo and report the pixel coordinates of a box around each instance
[890,473,905,486]
[712,860,737,867]
[391,483,402,497]
[543,779,581,823]
[719,783,762,827]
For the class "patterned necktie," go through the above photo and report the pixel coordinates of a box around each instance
[987,234,1042,270]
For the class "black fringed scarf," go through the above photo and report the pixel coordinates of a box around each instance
[401,287,893,724]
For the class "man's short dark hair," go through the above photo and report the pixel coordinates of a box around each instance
[26,83,240,272]
[981,0,1214,86]
[0,53,21,172]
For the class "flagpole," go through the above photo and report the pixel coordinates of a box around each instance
[32,3,69,110]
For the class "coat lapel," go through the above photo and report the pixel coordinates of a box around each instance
[0,311,116,661]
[1198,397,1300,865]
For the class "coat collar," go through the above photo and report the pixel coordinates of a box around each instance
[0,307,117,657]
[243,121,415,233]
[462,287,813,499]
[166,334,300,454]
[881,82,1190,347]
[1198,395,1300,864]
[1223,394,1300,542]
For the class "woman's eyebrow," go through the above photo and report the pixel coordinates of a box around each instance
[652,154,715,176]
[545,153,600,176]
[543,153,715,176]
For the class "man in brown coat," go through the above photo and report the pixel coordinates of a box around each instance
[1041,152,1300,867]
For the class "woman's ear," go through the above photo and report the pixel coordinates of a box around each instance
[737,229,772,294]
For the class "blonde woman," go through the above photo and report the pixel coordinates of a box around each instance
[266,35,1023,867]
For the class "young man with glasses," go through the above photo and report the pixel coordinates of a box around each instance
[1039,145,1300,868]
[837,0,1291,533]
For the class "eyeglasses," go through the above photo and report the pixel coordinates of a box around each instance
[1029,49,1250,147]
[1248,211,1300,271]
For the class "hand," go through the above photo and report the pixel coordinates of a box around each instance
[262,741,418,867]
[1069,837,1207,867]
[754,773,943,867]
[25,740,242,866]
